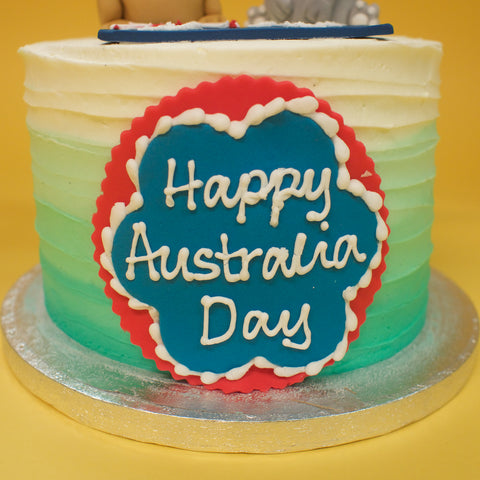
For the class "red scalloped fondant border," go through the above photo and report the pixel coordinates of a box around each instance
[92,76,389,393]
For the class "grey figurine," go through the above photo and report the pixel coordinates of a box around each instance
[248,0,379,25]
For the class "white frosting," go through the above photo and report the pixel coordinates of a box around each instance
[20,34,441,387]
[111,21,235,31]
[20,37,442,147]
[100,96,386,383]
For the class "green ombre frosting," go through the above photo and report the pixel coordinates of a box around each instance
[21,36,442,374]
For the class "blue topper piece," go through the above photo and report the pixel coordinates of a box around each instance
[98,22,393,43]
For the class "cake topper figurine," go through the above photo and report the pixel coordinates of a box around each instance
[97,0,224,27]
[248,0,379,25]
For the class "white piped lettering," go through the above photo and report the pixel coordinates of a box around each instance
[125,226,367,284]
[201,296,312,351]
[169,159,332,227]
[164,158,204,210]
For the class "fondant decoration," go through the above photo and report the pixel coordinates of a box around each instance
[98,21,393,43]
[93,76,388,393]
[23,36,441,381]
[248,0,379,25]
[97,0,224,27]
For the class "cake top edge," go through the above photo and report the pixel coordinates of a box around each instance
[19,35,442,59]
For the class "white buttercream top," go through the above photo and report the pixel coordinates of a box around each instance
[20,36,442,146]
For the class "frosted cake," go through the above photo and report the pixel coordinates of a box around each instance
[20,33,441,392]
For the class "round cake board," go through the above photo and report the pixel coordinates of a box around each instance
[1,266,478,453]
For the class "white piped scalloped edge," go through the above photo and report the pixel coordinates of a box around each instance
[100,96,387,384]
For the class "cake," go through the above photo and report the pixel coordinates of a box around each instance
[20,30,442,393]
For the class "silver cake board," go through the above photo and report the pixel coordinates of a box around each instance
[1,266,478,453]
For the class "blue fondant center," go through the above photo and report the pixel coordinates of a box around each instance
[111,111,379,374]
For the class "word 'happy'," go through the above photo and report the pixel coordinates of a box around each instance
[122,159,368,350]
[164,158,332,227]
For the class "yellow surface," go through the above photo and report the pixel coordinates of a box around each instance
[1,0,479,478]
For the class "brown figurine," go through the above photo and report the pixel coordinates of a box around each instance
[97,0,224,27]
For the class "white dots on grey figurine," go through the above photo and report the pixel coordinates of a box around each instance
[247,0,380,26]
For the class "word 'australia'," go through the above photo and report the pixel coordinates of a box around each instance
[126,222,367,283]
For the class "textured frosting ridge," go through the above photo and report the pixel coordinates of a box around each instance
[21,36,442,374]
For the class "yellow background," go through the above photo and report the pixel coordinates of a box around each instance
[1,1,479,478]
